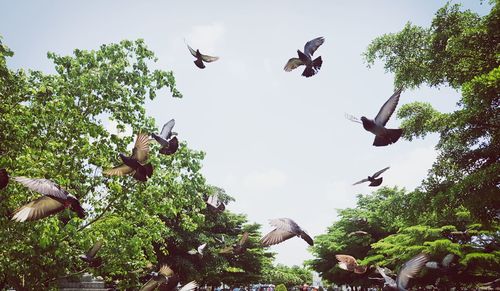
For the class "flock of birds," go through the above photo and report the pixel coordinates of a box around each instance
[0,36,433,290]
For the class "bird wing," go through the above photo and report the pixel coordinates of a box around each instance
[260,229,295,246]
[159,119,175,139]
[269,218,296,233]
[372,166,390,178]
[131,133,150,162]
[186,43,197,57]
[239,232,249,246]
[13,177,67,200]
[352,178,370,185]
[442,253,456,268]
[187,249,198,255]
[335,255,358,270]
[304,37,325,57]
[376,266,396,286]
[179,281,198,291]
[86,240,104,259]
[198,243,207,254]
[206,194,219,208]
[158,265,173,277]
[397,253,429,290]
[374,88,402,126]
[12,196,65,222]
[103,164,134,176]
[284,58,304,72]
[201,53,219,63]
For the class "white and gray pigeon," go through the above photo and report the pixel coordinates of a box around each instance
[376,253,429,291]
[347,88,403,146]
[260,218,314,246]
[353,167,390,187]
[187,243,207,258]
[152,119,179,155]
[284,37,325,78]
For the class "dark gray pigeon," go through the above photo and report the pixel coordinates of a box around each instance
[284,37,325,77]
[376,253,429,290]
[353,167,390,187]
[347,88,403,146]
[152,119,179,155]
[261,218,313,246]
[186,42,219,69]
[80,240,104,268]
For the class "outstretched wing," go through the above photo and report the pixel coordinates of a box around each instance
[201,53,219,63]
[87,240,104,259]
[131,133,150,162]
[304,37,325,57]
[179,281,198,291]
[397,253,429,290]
[284,58,304,72]
[159,119,175,139]
[12,196,65,222]
[260,229,295,246]
[186,43,197,57]
[103,164,134,176]
[335,254,357,270]
[372,167,390,178]
[13,177,67,200]
[374,88,402,126]
[352,178,369,186]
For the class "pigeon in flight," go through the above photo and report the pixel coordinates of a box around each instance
[0,168,9,189]
[425,254,457,272]
[11,177,86,222]
[103,133,153,182]
[186,42,219,69]
[284,37,325,78]
[188,243,207,258]
[220,232,249,255]
[335,254,368,274]
[376,253,429,290]
[261,218,313,247]
[140,265,174,291]
[205,193,225,212]
[346,88,403,146]
[80,240,104,268]
[353,167,390,187]
[152,119,179,155]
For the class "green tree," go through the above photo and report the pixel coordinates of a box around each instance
[262,264,312,288]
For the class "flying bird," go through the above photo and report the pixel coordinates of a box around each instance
[152,119,179,155]
[220,232,249,255]
[348,230,369,237]
[205,193,225,212]
[80,240,104,268]
[376,253,430,290]
[335,254,368,274]
[103,133,153,182]
[186,42,219,69]
[425,254,457,271]
[11,177,86,222]
[284,37,325,78]
[346,88,403,146]
[353,167,390,187]
[0,168,9,189]
[140,265,173,291]
[178,281,198,291]
[188,243,207,258]
[260,218,313,247]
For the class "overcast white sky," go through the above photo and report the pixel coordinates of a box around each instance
[1,0,491,267]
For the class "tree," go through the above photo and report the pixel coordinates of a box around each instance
[262,264,312,288]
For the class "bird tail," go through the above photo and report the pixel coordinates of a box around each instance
[143,163,154,177]
[300,231,314,246]
[312,56,322,71]
[373,128,403,146]
[194,59,205,69]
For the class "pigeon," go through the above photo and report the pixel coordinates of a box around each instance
[284,37,325,77]
[152,119,179,155]
[188,243,207,258]
[376,253,430,290]
[220,232,249,255]
[80,240,103,268]
[335,254,368,274]
[205,193,225,212]
[11,177,86,222]
[140,265,174,291]
[103,133,153,182]
[353,167,390,187]
[348,230,369,237]
[425,254,457,271]
[346,88,403,146]
[0,168,9,189]
[186,42,219,69]
[260,218,313,246]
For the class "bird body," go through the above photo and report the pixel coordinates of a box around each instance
[284,37,325,77]
[261,218,313,246]
[152,119,179,155]
[335,254,368,274]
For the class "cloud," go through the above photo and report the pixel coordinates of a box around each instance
[243,169,287,191]
[186,22,225,54]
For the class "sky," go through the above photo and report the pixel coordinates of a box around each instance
[0,0,492,267]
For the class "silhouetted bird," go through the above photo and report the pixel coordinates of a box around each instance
[284,37,325,77]
[80,240,104,268]
[261,218,313,246]
[188,243,207,258]
[220,232,249,255]
[104,133,153,182]
[186,42,219,69]
[346,88,403,146]
[376,253,429,290]
[11,177,86,222]
[335,254,368,274]
[353,167,390,187]
[205,193,225,212]
[152,119,179,155]
[140,265,173,291]
[0,168,9,189]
